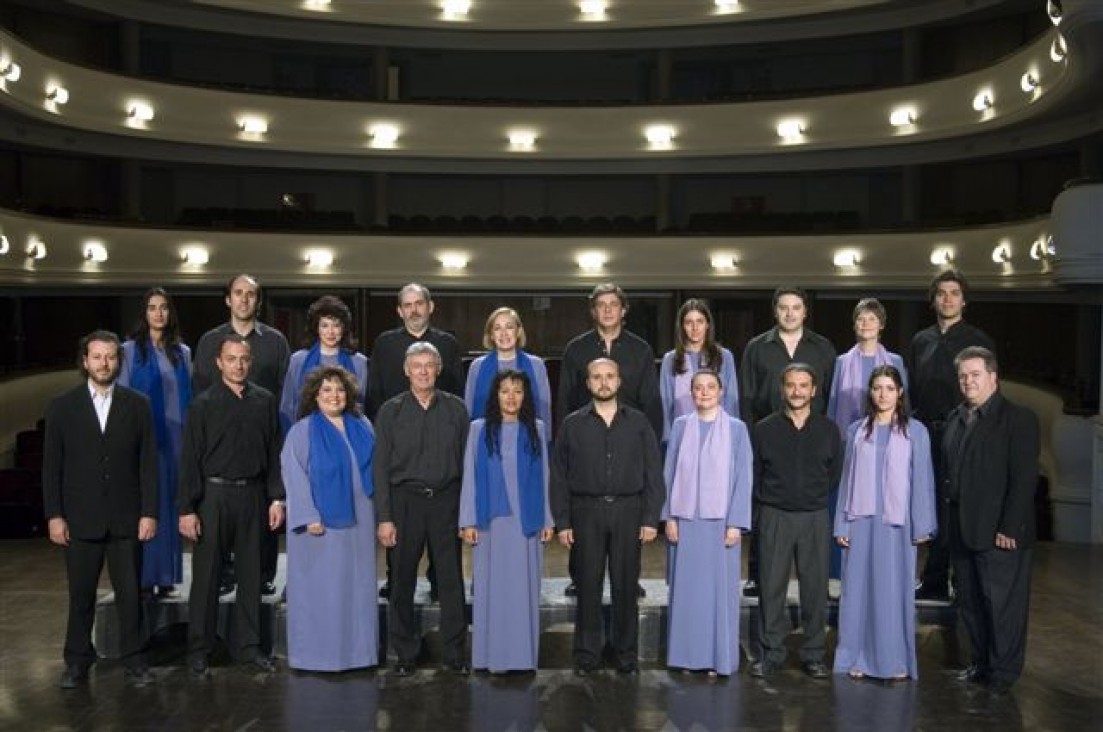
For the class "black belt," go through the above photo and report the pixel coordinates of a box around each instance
[400,483,450,498]
[206,476,259,487]
[573,493,640,503]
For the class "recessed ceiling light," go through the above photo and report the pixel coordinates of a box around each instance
[439,252,469,270]
[832,250,861,268]
[1047,1,1062,26]
[971,91,993,111]
[776,119,804,139]
[442,0,471,18]
[368,123,400,148]
[0,234,10,255]
[239,116,267,135]
[128,101,155,121]
[710,253,738,272]
[25,238,47,260]
[46,85,69,104]
[508,129,537,150]
[181,246,210,265]
[644,124,675,148]
[579,1,606,18]
[889,107,916,126]
[83,241,108,262]
[1020,72,1039,93]
[577,251,607,271]
[305,249,334,268]
[304,0,331,9]
[714,0,739,12]
[1030,235,1056,260]
[991,242,1011,263]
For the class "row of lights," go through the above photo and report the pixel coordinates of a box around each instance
[0,233,1056,272]
[302,1,744,21]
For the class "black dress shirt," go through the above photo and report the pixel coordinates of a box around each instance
[740,327,836,425]
[177,380,284,513]
[550,403,665,530]
[557,328,662,438]
[192,321,290,397]
[368,326,464,418]
[372,390,469,523]
[752,411,842,512]
[908,320,996,424]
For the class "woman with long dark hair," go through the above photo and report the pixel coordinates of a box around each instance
[119,286,192,597]
[460,369,553,672]
[834,365,936,681]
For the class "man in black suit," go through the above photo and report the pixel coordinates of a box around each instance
[945,346,1039,696]
[43,330,158,689]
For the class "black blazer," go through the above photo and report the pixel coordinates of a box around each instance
[943,392,1040,552]
[42,382,158,540]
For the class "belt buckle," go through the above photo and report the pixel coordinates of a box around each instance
[601,495,615,503]
[423,487,437,498]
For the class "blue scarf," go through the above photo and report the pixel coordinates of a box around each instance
[473,422,545,537]
[129,342,191,451]
[307,411,375,528]
[470,350,541,421]
[301,341,358,393]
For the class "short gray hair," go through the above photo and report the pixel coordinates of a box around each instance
[405,341,442,366]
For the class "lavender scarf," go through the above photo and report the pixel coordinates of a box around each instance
[832,343,893,432]
[843,422,910,526]
[668,413,731,520]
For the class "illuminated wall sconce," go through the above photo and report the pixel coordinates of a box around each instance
[929,247,955,266]
[710,253,738,272]
[442,0,471,18]
[439,252,469,270]
[714,0,739,12]
[832,250,861,268]
[1020,72,1039,93]
[580,1,606,18]
[776,119,804,139]
[576,251,607,271]
[889,108,916,126]
[305,249,334,268]
[128,101,155,121]
[1050,35,1067,62]
[83,241,108,262]
[25,238,47,260]
[1046,1,1062,26]
[46,85,69,105]
[991,243,1011,263]
[304,0,332,9]
[971,91,993,111]
[1030,236,1056,260]
[508,129,537,151]
[0,60,20,82]
[0,234,10,254]
[238,116,268,135]
[644,124,676,149]
[368,123,400,149]
[181,246,210,265]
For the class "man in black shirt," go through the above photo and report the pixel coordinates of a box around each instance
[178,336,285,678]
[374,342,470,676]
[749,364,842,679]
[910,269,996,601]
[551,358,664,675]
[192,274,290,596]
[740,286,836,597]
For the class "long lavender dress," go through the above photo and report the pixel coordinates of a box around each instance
[119,340,190,588]
[662,413,753,676]
[459,420,552,672]
[659,349,739,445]
[463,353,552,431]
[281,417,379,671]
[833,420,936,679]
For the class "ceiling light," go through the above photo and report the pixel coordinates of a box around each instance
[304,0,331,9]
[714,0,739,12]
[1030,235,1056,260]
[0,60,20,82]
[439,252,469,270]
[181,246,210,265]
[1050,35,1067,62]
[832,250,861,268]
[971,91,993,111]
[0,234,9,254]
[128,101,155,121]
[929,247,955,266]
[1047,1,1062,26]
[442,0,471,17]
[579,1,606,17]
[644,124,675,148]
[368,123,400,148]
[776,119,804,139]
[991,243,1011,263]
[238,116,267,135]
[710,253,738,272]
[83,241,108,262]
[46,85,69,104]
[1020,72,1039,93]
[889,107,916,126]
[25,238,46,260]
[577,251,606,271]
[508,129,537,150]
[305,249,334,268]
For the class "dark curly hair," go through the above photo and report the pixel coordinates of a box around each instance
[483,369,541,459]
[296,365,363,420]
[304,295,357,350]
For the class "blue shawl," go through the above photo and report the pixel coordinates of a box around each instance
[129,343,191,451]
[473,422,545,537]
[470,350,541,421]
[301,341,358,390]
[307,411,375,528]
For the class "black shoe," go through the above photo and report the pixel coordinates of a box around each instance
[748,660,776,678]
[189,656,211,680]
[637,584,646,599]
[742,580,760,598]
[218,581,236,597]
[802,661,830,679]
[956,665,989,685]
[247,655,277,673]
[59,665,89,689]
[442,661,470,676]
[429,585,439,603]
[378,583,391,599]
[394,662,415,677]
[261,581,278,596]
[616,662,639,675]
[564,583,577,597]
[915,581,950,602]
[124,665,155,687]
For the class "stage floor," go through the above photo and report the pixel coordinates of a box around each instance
[1,538,1100,731]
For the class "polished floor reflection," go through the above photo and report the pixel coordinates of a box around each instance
[1,539,1100,731]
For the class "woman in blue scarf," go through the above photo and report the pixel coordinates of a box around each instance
[281,365,378,672]
[460,369,553,673]
[464,308,552,432]
[280,295,369,433]
[119,287,192,597]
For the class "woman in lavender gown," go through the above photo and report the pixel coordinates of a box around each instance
[663,370,752,677]
[280,295,369,433]
[460,369,553,673]
[834,365,936,681]
[660,299,738,446]
[281,365,378,672]
[119,287,191,597]
[464,307,552,432]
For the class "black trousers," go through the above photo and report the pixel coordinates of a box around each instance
[920,422,951,589]
[388,487,466,665]
[64,534,144,669]
[188,481,264,661]
[570,494,642,668]
[950,512,1032,684]
[757,505,830,666]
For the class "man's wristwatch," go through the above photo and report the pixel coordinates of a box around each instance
[271,499,285,508]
